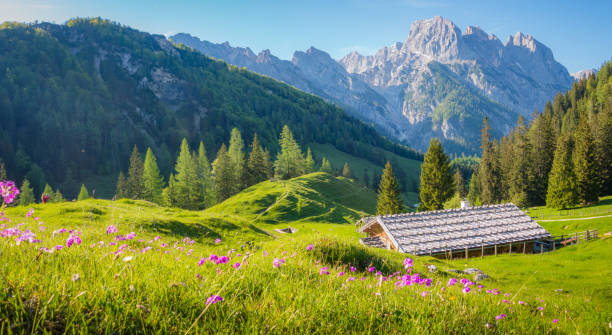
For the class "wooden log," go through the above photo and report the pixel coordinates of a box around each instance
[523,242,526,254]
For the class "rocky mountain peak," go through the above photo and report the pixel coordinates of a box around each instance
[402,16,462,61]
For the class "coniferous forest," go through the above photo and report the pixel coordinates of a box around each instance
[464,60,612,209]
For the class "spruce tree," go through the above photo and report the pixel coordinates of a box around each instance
[174,139,201,209]
[246,134,269,187]
[595,108,612,195]
[162,173,178,207]
[528,113,556,205]
[363,168,370,188]
[196,141,215,207]
[19,179,35,205]
[262,149,273,179]
[0,158,6,180]
[546,135,578,209]
[142,148,165,204]
[126,145,145,199]
[573,116,599,204]
[479,118,502,204]
[305,148,315,174]
[467,170,481,206]
[320,157,332,173]
[77,184,90,201]
[454,168,465,198]
[54,190,64,203]
[342,162,352,178]
[418,138,455,211]
[212,144,234,202]
[508,116,531,207]
[228,128,246,194]
[376,162,404,215]
[116,172,128,199]
[274,125,305,179]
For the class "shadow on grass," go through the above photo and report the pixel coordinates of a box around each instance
[148,220,219,240]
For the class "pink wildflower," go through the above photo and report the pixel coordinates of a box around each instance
[306,244,313,251]
[347,276,356,282]
[553,319,559,324]
[0,181,19,204]
[519,301,525,305]
[421,291,428,297]
[206,295,223,305]
[106,225,118,234]
[26,208,34,217]
[537,306,544,311]
[463,286,471,294]
[337,272,345,277]
[273,258,285,268]
[368,266,375,273]
[198,258,207,266]
[233,262,241,269]
[66,235,81,248]
[216,256,229,264]
[403,258,413,269]
[495,314,506,320]
[320,267,330,275]
[214,238,221,244]
[350,266,356,272]
[447,278,458,287]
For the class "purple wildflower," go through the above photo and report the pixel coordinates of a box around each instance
[0,181,19,204]
[273,258,285,268]
[338,272,345,277]
[403,258,413,269]
[209,254,218,262]
[214,238,221,244]
[463,286,471,294]
[106,225,118,234]
[66,235,81,248]
[350,266,356,272]
[553,319,559,324]
[368,266,375,273]
[495,314,507,320]
[447,278,458,287]
[216,256,229,264]
[206,295,223,305]
[306,244,313,251]
[198,258,207,266]
[320,267,330,275]
[233,262,241,269]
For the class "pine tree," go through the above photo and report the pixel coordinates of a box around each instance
[162,173,178,207]
[363,168,370,188]
[142,148,165,204]
[342,162,352,178]
[454,168,465,198]
[77,184,90,201]
[377,162,404,215]
[305,148,315,174]
[508,116,531,207]
[196,141,215,208]
[320,157,332,173]
[595,108,612,195]
[246,134,269,187]
[479,118,502,204]
[212,144,234,202]
[418,138,455,211]
[573,116,599,204]
[546,135,578,209]
[274,125,305,179]
[0,158,6,180]
[174,139,201,209]
[228,128,246,194]
[19,179,35,205]
[528,113,556,205]
[116,172,128,199]
[54,190,64,203]
[262,149,273,179]
[467,170,481,206]
[126,145,145,199]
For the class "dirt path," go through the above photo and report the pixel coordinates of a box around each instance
[254,190,290,221]
[537,214,612,222]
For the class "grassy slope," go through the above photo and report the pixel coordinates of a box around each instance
[205,172,377,225]
[308,143,420,204]
[1,176,611,333]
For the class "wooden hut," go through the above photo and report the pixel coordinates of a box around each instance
[356,203,551,258]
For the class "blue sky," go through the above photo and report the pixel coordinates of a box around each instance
[1,0,610,73]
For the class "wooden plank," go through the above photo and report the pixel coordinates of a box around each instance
[523,242,526,254]
[494,244,497,256]
[465,247,468,259]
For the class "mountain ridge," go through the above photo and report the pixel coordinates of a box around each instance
[172,16,574,154]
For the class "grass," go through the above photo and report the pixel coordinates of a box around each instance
[1,173,611,333]
[205,172,377,225]
[526,196,612,219]
[308,142,421,205]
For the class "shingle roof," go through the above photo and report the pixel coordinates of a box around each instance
[358,203,550,255]
[359,236,386,249]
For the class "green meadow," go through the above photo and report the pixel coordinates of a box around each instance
[1,173,610,334]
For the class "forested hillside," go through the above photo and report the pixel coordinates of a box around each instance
[0,18,421,198]
[467,60,612,208]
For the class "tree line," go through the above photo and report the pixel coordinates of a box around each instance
[114,125,348,209]
[416,60,612,211]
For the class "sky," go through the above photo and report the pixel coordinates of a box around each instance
[1,0,610,73]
